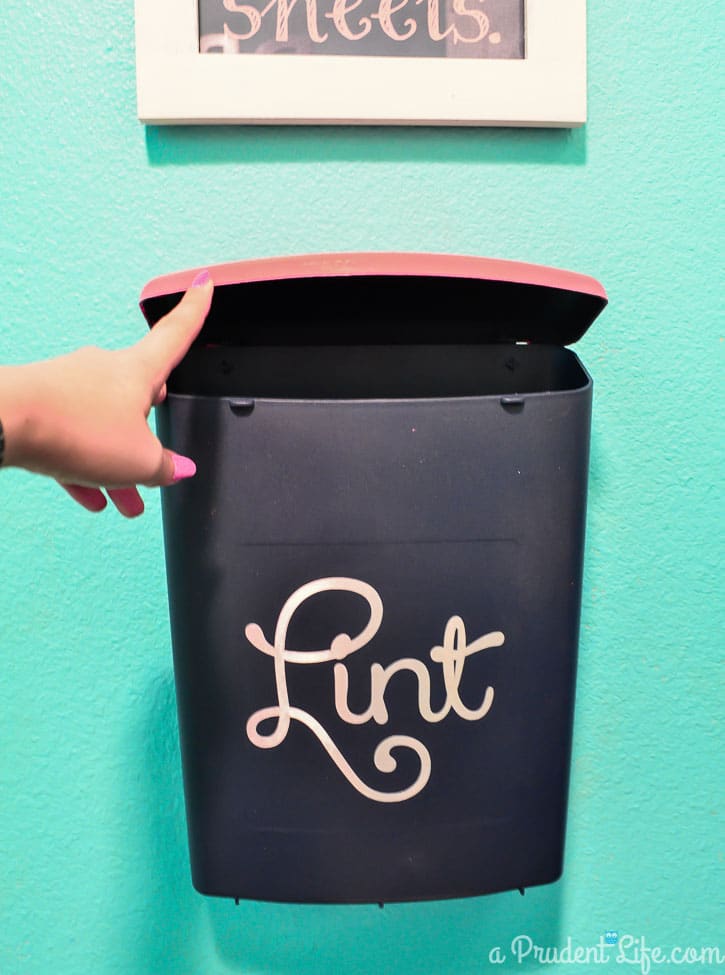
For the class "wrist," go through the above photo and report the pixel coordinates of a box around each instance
[0,365,44,470]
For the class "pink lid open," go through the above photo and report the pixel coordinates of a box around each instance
[140,253,607,347]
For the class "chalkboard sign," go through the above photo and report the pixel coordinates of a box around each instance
[198,0,524,60]
[135,0,587,125]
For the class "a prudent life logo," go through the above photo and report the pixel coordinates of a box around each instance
[244,577,505,803]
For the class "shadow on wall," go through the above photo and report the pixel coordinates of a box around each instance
[206,880,563,974]
[116,673,207,975]
[145,124,587,167]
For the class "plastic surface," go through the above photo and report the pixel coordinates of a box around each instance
[148,254,601,903]
[141,253,607,347]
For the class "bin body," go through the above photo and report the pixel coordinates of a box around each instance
[142,254,607,903]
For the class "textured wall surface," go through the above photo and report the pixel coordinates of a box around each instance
[1,2,722,973]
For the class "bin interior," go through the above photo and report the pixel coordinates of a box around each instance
[167,343,589,400]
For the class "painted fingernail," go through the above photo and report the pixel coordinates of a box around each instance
[192,269,211,288]
[171,452,196,483]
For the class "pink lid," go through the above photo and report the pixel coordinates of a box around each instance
[140,252,607,346]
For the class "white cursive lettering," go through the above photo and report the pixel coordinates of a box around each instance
[245,577,504,802]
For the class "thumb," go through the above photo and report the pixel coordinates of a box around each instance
[140,270,214,385]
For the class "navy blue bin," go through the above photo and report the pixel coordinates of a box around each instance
[141,253,607,903]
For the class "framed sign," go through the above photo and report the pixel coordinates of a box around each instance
[135,0,586,126]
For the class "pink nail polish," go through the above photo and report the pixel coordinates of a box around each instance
[192,269,211,288]
[172,453,197,483]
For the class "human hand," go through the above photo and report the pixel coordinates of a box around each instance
[0,270,213,517]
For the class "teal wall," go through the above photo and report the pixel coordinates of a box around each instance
[1,3,722,973]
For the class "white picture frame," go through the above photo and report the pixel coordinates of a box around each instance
[135,0,586,126]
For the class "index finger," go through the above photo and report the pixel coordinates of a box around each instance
[138,270,214,384]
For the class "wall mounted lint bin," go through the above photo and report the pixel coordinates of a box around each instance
[140,253,607,904]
